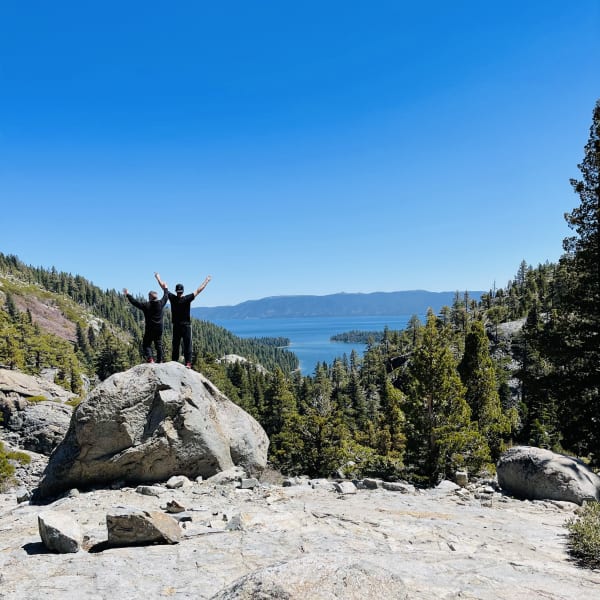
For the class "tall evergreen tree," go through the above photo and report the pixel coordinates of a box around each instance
[262,367,297,437]
[404,313,489,484]
[458,320,516,460]
[94,329,130,381]
[552,100,600,461]
[264,367,305,471]
[5,292,18,319]
[516,303,558,449]
[376,380,406,459]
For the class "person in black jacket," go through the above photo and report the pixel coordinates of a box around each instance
[154,272,211,368]
[123,276,169,363]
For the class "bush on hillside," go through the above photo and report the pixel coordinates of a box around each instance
[0,443,15,489]
[565,500,600,568]
[0,442,30,491]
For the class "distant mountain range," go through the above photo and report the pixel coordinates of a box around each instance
[192,290,485,320]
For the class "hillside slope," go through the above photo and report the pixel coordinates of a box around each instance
[0,253,298,383]
[193,290,485,319]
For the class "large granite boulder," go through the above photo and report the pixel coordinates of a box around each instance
[34,362,269,500]
[497,445,600,505]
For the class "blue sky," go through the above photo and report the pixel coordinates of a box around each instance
[1,1,598,306]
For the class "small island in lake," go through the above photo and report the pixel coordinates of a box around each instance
[330,330,384,344]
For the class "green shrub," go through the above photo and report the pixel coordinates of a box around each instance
[345,443,405,481]
[66,396,83,408]
[565,500,600,568]
[0,442,31,491]
[0,442,16,489]
[26,395,47,403]
[7,448,31,465]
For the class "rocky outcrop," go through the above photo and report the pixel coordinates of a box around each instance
[35,362,269,500]
[212,555,411,599]
[0,399,72,455]
[0,368,76,404]
[217,354,268,374]
[0,368,74,454]
[497,445,600,504]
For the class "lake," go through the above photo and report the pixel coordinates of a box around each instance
[210,315,417,375]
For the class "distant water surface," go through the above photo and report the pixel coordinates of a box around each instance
[210,315,417,375]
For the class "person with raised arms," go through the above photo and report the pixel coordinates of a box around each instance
[154,272,211,368]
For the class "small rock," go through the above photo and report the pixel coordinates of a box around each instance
[434,480,461,493]
[382,481,415,494]
[38,512,82,553]
[310,479,335,491]
[107,507,181,546]
[207,467,247,485]
[226,513,253,531]
[163,500,186,513]
[209,519,227,530]
[334,481,357,495]
[362,478,380,490]
[166,475,192,489]
[135,485,167,497]
[15,487,31,503]
[455,471,468,487]
[239,477,259,489]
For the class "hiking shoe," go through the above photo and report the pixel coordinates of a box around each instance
[185,362,192,369]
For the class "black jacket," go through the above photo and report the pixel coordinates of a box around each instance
[126,290,169,332]
[168,291,195,325]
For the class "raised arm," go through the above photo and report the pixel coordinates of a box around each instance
[193,275,212,298]
[123,288,143,309]
[154,272,168,290]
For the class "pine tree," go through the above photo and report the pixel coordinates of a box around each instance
[262,367,297,437]
[94,329,130,380]
[551,100,600,461]
[404,313,490,484]
[458,320,516,460]
[4,292,18,319]
[264,368,305,472]
[377,380,406,458]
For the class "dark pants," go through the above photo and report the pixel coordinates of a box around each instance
[172,322,192,363]
[143,328,164,362]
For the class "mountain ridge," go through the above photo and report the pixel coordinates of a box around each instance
[193,290,485,319]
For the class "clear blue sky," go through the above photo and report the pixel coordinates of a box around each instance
[1,1,598,306]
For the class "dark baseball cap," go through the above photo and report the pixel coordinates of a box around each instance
[175,283,184,292]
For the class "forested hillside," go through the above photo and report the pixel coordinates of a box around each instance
[0,255,298,389]
[1,100,598,486]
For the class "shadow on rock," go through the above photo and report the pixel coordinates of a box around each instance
[22,542,51,555]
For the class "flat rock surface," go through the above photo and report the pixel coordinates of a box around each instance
[1,480,599,599]
[0,368,75,403]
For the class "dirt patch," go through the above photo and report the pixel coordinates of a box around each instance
[12,295,76,343]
